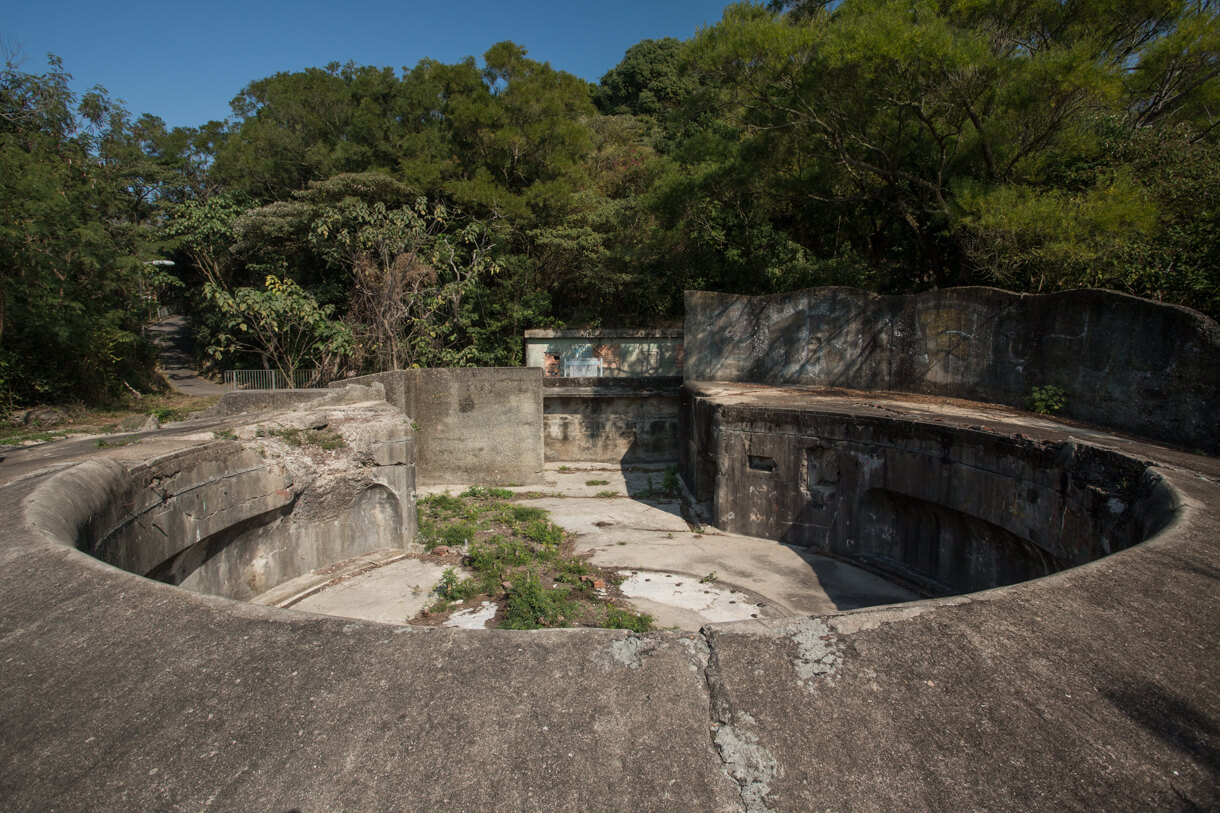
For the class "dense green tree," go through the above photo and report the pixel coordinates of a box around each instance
[680,0,1219,297]
[203,274,352,384]
[0,55,161,405]
[8,11,1218,409]
[594,38,695,116]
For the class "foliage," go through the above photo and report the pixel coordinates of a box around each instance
[602,604,654,632]
[0,55,162,405]
[203,275,353,383]
[7,9,1220,408]
[500,570,573,630]
[1026,385,1068,415]
[415,489,651,631]
[461,485,515,499]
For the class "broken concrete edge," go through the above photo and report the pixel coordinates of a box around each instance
[24,396,417,603]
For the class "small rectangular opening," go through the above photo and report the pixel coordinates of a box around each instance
[748,455,776,473]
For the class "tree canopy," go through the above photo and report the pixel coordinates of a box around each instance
[4,4,1218,406]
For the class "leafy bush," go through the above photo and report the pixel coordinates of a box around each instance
[521,518,564,547]
[1026,385,1068,415]
[501,571,573,630]
[661,465,680,495]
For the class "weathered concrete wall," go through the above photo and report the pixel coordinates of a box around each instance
[526,329,684,377]
[686,287,1220,454]
[338,368,543,485]
[543,377,681,462]
[203,389,328,416]
[682,384,1178,595]
[202,382,389,417]
[55,399,417,601]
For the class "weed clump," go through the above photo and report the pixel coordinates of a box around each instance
[1026,384,1068,415]
[462,485,513,499]
[415,487,653,632]
[501,571,573,630]
[632,465,682,501]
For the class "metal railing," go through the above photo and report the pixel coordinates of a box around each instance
[223,369,329,391]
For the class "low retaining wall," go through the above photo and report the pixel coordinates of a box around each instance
[685,287,1220,454]
[543,377,681,463]
[681,383,1178,594]
[337,368,544,485]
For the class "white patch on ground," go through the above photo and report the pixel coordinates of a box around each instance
[784,617,841,689]
[443,601,498,629]
[619,571,764,624]
[288,558,450,624]
[593,635,659,670]
[713,721,779,813]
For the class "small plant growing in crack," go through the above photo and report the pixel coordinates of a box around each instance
[699,571,719,584]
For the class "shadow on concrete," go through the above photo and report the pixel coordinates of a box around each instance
[621,436,919,613]
[1101,677,1219,811]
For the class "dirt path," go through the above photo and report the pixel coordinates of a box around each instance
[145,315,227,396]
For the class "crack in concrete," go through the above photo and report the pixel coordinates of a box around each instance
[698,627,780,813]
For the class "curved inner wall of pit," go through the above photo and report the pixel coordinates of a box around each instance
[47,442,414,601]
[36,400,1184,609]
[681,392,1179,595]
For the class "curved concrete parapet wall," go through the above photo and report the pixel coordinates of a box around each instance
[681,384,1179,594]
[1,385,1218,809]
[25,390,416,601]
[685,287,1220,454]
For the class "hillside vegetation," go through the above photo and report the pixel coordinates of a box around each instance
[3,0,1217,408]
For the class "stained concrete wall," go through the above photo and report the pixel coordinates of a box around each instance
[683,383,1176,593]
[525,329,684,377]
[680,385,1178,595]
[337,368,543,485]
[543,377,681,462]
[685,287,1220,454]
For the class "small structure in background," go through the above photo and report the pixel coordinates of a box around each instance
[525,329,685,463]
[524,329,683,378]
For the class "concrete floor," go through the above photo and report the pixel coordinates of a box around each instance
[279,462,916,630]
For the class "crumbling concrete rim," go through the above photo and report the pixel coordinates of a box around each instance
[17,393,1205,653]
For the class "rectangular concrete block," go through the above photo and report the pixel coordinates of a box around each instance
[338,369,544,485]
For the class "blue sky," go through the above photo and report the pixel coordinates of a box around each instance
[2,0,731,129]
